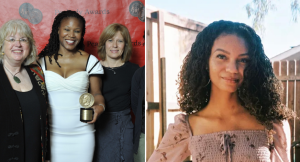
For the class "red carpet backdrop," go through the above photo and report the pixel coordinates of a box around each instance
[1,0,145,66]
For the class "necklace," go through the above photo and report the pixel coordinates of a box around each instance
[3,65,21,83]
[106,67,116,74]
[103,62,124,75]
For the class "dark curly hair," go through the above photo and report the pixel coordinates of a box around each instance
[178,20,294,129]
[39,10,86,67]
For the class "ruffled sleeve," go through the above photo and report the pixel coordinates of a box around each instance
[86,55,104,75]
[270,120,291,162]
[148,114,191,162]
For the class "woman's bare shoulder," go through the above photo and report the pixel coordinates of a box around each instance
[78,50,89,56]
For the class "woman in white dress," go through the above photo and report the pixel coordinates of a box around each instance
[38,10,105,162]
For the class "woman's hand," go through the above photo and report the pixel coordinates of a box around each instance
[87,75,105,124]
[88,104,105,123]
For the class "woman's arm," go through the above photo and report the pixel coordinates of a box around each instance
[148,114,191,162]
[271,120,291,162]
[88,75,105,124]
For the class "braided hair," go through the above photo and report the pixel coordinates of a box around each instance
[39,10,86,67]
[178,20,294,129]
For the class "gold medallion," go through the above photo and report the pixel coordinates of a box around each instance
[79,93,94,108]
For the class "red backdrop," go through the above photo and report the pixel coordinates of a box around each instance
[1,0,145,67]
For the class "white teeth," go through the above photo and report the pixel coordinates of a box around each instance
[13,51,21,53]
[66,40,75,43]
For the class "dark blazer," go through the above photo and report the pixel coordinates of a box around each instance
[131,66,145,153]
[0,64,50,162]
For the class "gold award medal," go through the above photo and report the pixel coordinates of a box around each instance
[79,93,95,108]
[79,93,95,122]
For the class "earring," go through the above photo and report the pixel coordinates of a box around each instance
[1,52,4,55]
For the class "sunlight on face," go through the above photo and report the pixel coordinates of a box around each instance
[209,34,249,93]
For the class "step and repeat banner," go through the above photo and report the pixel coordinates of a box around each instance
[0,0,145,66]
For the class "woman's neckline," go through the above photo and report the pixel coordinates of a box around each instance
[14,87,33,93]
[185,114,267,137]
[190,129,267,138]
[101,61,127,69]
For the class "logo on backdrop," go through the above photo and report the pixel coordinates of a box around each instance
[87,41,98,47]
[132,30,145,47]
[55,9,109,16]
[138,6,145,22]
[129,1,145,22]
[19,3,43,24]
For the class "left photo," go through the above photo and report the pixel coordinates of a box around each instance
[0,0,145,162]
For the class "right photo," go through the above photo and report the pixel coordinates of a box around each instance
[146,0,300,162]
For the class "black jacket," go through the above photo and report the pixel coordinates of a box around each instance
[131,66,145,153]
[0,64,50,161]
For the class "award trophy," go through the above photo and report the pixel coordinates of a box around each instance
[79,93,95,122]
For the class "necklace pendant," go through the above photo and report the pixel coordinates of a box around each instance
[114,72,116,74]
[13,76,21,84]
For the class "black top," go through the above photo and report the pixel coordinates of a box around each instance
[142,100,145,133]
[0,65,49,162]
[15,89,42,162]
[131,66,145,153]
[101,61,139,112]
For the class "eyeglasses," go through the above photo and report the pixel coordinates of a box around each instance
[5,38,29,44]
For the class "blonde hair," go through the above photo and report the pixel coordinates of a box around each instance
[0,19,37,65]
[97,23,132,62]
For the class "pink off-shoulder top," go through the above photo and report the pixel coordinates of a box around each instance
[148,114,290,162]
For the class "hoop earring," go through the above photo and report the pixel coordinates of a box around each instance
[203,79,210,87]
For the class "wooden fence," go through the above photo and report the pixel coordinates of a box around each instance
[272,60,300,162]
[146,6,205,160]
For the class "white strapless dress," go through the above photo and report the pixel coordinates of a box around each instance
[39,55,103,162]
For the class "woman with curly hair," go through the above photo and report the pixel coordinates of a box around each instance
[38,10,105,161]
[148,20,293,162]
